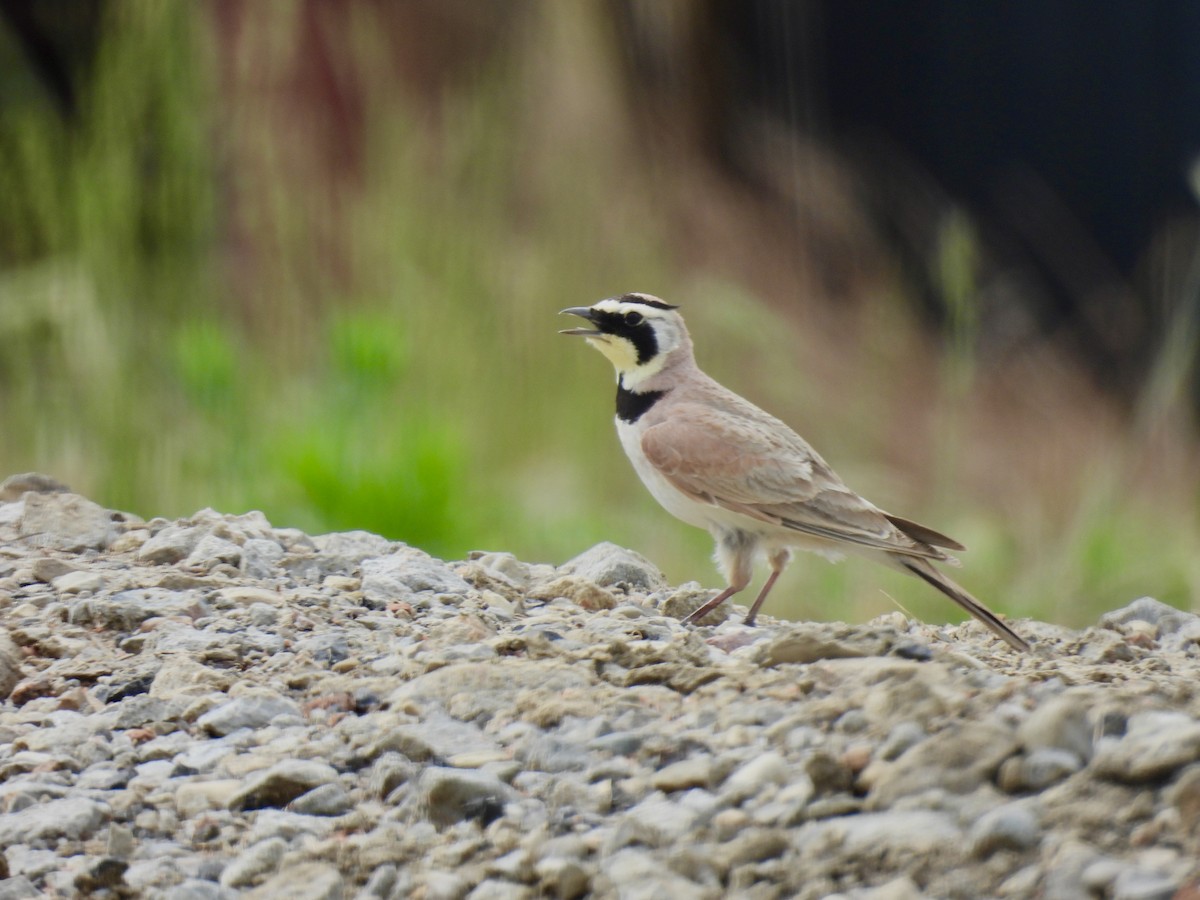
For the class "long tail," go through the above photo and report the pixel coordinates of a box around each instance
[894,556,1030,652]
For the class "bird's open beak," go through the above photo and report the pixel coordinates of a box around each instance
[558,307,602,336]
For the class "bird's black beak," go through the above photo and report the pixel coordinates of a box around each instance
[558,307,602,336]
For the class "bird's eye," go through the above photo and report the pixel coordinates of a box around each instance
[624,311,644,326]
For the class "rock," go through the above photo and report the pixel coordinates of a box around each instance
[416,871,471,900]
[1111,868,1182,900]
[756,629,868,666]
[185,535,244,571]
[19,492,119,551]
[1167,764,1200,829]
[29,557,78,582]
[70,587,208,630]
[527,576,618,610]
[651,756,716,792]
[150,656,235,697]
[1101,597,1195,637]
[388,660,594,718]
[312,530,396,565]
[1093,711,1200,782]
[228,759,340,810]
[817,809,962,854]
[465,880,532,900]
[219,837,287,888]
[72,857,128,894]
[175,780,243,816]
[0,876,41,900]
[0,472,70,502]
[1020,693,1095,760]
[712,828,789,870]
[968,802,1042,856]
[0,798,107,845]
[414,766,516,828]
[867,722,1019,807]
[535,857,591,900]
[197,690,302,736]
[374,715,501,763]
[361,550,471,604]
[244,862,345,900]
[557,543,667,592]
[138,524,204,564]
[805,750,855,795]
[241,538,285,578]
[169,881,237,900]
[469,551,532,588]
[596,847,715,900]
[878,722,927,761]
[287,781,352,816]
[356,865,399,899]
[998,748,1083,793]
[51,570,103,594]
[721,751,789,802]
[0,629,22,701]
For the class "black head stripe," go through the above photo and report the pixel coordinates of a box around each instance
[592,309,659,364]
[614,293,679,310]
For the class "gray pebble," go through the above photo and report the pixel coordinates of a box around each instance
[218,836,287,888]
[228,758,340,810]
[354,864,398,899]
[414,767,515,828]
[0,629,22,701]
[19,492,119,552]
[51,570,103,594]
[169,881,238,900]
[823,809,962,853]
[1019,693,1094,760]
[241,539,285,578]
[1111,868,1181,900]
[465,880,534,900]
[361,550,471,603]
[287,781,352,816]
[1101,597,1195,637]
[535,857,591,900]
[999,748,1082,793]
[138,524,204,564]
[878,722,927,761]
[0,876,41,900]
[721,751,788,802]
[968,801,1041,856]
[1093,710,1200,782]
[0,797,108,845]
[244,861,345,899]
[197,691,302,737]
[557,542,667,592]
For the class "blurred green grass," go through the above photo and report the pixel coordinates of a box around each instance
[1,3,1198,630]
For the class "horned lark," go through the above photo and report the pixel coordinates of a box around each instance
[560,292,1029,652]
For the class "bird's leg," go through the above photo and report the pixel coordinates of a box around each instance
[744,548,791,626]
[681,584,742,625]
[681,530,754,626]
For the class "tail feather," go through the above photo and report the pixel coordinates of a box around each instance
[884,513,966,553]
[895,556,1030,653]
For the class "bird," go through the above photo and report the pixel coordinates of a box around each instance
[559,292,1029,652]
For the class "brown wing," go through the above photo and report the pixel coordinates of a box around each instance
[640,403,951,560]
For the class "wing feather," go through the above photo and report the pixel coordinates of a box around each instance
[640,403,952,560]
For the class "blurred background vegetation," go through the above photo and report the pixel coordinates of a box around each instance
[2,1,1199,628]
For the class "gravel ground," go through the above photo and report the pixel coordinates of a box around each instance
[1,473,1199,899]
